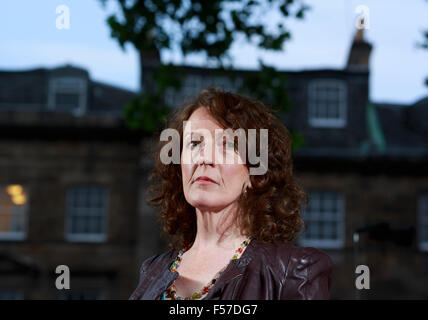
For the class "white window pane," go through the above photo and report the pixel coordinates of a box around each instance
[67,186,107,240]
[308,80,347,127]
[419,195,428,247]
[302,191,344,247]
[0,185,28,240]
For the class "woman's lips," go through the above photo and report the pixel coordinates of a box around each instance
[194,176,217,185]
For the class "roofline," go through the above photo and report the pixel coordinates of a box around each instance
[91,79,136,94]
[0,63,87,74]
[143,63,369,76]
[371,102,408,108]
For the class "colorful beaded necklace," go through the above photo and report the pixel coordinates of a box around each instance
[164,236,252,300]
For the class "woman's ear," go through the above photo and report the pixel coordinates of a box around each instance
[243,180,251,194]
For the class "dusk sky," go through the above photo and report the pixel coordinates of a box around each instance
[1,0,427,105]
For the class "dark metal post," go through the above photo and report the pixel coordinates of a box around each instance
[353,231,360,300]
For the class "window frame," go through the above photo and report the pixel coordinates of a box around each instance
[299,190,346,249]
[417,194,428,252]
[0,289,24,300]
[0,184,29,241]
[47,76,88,116]
[65,185,109,243]
[164,74,238,107]
[308,79,348,128]
[59,289,103,300]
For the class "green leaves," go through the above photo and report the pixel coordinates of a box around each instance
[417,30,428,49]
[100,0,310,148]
[258,31,291,50]
[239,59,290,113]
[124,63,182,132]
[106,16,127,49]
[418,30,428,87]
[290,130,306,152]
[101,0,307,61]
[124,94,170,132]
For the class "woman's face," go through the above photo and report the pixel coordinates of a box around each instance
[181,107,251,212]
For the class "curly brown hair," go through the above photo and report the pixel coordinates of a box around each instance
[148,87,308,250]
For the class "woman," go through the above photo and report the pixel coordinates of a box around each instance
[130,88,333,300]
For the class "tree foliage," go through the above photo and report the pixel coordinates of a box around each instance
[100,0,311,151]
[420,30,428,86]
[419,0,428,87]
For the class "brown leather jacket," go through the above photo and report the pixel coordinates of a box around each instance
[129,239,333,300]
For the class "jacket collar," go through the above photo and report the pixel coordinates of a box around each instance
[139,250,179,300]
[203,239,255,299]
[141,239,256,300]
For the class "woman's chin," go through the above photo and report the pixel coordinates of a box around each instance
[191,200,220,210]
[188,195,225,211]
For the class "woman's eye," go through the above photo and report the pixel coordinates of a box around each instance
[189,140,201,148]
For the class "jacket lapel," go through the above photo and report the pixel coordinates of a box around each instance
[202,240,255,300]
[139,240,256,300]
[139,250,179,300]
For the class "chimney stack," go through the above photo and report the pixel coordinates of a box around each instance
[346,28,373,71]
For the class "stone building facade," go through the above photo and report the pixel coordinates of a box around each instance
[1,30,427,299]
[139,30,428,299]
[0,65,143,299]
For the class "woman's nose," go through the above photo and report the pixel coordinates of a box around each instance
[195,143,215,166]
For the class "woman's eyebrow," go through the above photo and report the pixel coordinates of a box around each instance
[183,131,205,139]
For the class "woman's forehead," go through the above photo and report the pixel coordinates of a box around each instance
[188,107,217,122]
[185,108,224,131]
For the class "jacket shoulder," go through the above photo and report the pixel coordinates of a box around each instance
[129,249,177,300]
[287,245,334,299]
[251,241,333,299]
[253,241,332,269]
[286,244,333,270]
[138,249,177,274]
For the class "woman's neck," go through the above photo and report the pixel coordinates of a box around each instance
[190,205,247,253]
